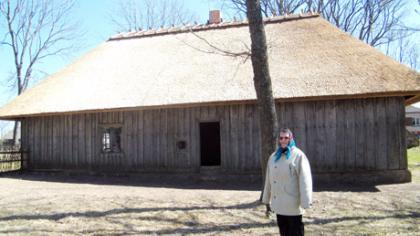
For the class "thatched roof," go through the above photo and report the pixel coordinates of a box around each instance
[1,14,419,119]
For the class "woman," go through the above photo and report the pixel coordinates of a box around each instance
[262,128,313,236]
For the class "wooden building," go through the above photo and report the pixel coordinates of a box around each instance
[0,14,419,183]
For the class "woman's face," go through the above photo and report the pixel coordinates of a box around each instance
[279,132,290,148]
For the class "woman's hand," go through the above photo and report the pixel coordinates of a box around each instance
[265,204,272,217]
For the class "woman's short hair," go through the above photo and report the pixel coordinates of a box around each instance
[279,128,293,140]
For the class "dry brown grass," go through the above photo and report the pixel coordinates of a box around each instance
[0,172,419,235]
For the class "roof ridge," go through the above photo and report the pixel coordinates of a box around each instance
[108,12,320,41]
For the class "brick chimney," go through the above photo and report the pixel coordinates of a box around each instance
[208,10,221,24]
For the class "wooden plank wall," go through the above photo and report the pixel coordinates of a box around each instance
[21,97,406,173]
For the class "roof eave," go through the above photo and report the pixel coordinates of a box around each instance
[1,91,419,120]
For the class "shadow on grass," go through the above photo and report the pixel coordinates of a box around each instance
[0,200,261,222]
[1,201,418,235]
[0,222,275,235]
[306,211,420,225]
[0,200,276,235]
[0,171,262,191]
[0,171,384,192]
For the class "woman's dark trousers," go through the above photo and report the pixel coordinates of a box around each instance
[276,214,304,236]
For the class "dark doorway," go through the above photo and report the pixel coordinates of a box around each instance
[200,122,221,166]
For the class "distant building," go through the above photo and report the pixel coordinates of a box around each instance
[406,106,420,138]
[0,125,20,147]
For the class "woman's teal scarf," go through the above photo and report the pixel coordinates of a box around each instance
[274,139,296,162]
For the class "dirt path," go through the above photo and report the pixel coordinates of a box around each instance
[0,173,419,235]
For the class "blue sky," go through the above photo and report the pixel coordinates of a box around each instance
[0,0,225,106]
[0,0,419,135]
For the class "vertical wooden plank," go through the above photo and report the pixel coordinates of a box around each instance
[335,100,346,171]
[99,112,105,124]
[143,110,153,169]
[20,120,27,149]
[41,116,49,169]
[137,110,144,169]
[63,115,70,168]
[174,108,183,168]
[28,118,32,167]
[364,98,376,170]
[244,104,254,171]
[112,111,117,124]
[133,110,139,170]
[32,118,37,168]
[209,105,218,120]
[117,112,123,170]
[91,114,96,169]
[252,104,261,171]
[44,116,50,167]
[284,102,294,129]
[122,112,129,170]
[314,101,326,171]
[324,100,337,171]
[119,111,124,124]
[40,117,46,167]
[177,108,184,169]
[161,109,168,169]
[292,102,307,154]
[154,109,161,169]
[38,117,43,168]
[52,116,60,168]
[27,118,34,169]
[344,101,356,171]
[85,114,92,169]
[354,100,366,170]
[20,119,27,169]
[72,114,79,168]
[92,113,102,170]
[238,104,246,172]
[276,102,285,129]
[110,112,115,124]
[191,106,200,170]
[95,113,102,169]
[48,116,54,167]
[220,105,230,170]
[386,98,400,170]
[304,101,317,171]
[375,98,388,170]
[78,114,85,167]
[59,116,65,168]
[124,111,133,170]
[230,105,239,170]
[398,98,407,169]
[201,106,209,121]
[30,117,41,168]
[184,107,191,169]
[166,108,174,169]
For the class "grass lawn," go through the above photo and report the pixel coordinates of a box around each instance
[407,146,420,183]
[0,148,418,235]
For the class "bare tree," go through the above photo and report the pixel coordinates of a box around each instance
[111,0,197,32]
[246,0,278,182]
[0,0,80,145]
[389,35,419,70]
[229,0,306,17]
[227,0,411,47]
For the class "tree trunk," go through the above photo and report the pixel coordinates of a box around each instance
[246,0,278,182]
[12,121,19,146]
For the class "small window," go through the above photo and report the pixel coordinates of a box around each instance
[102,127,122,153]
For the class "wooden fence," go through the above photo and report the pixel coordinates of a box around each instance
[0,146,28,173]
